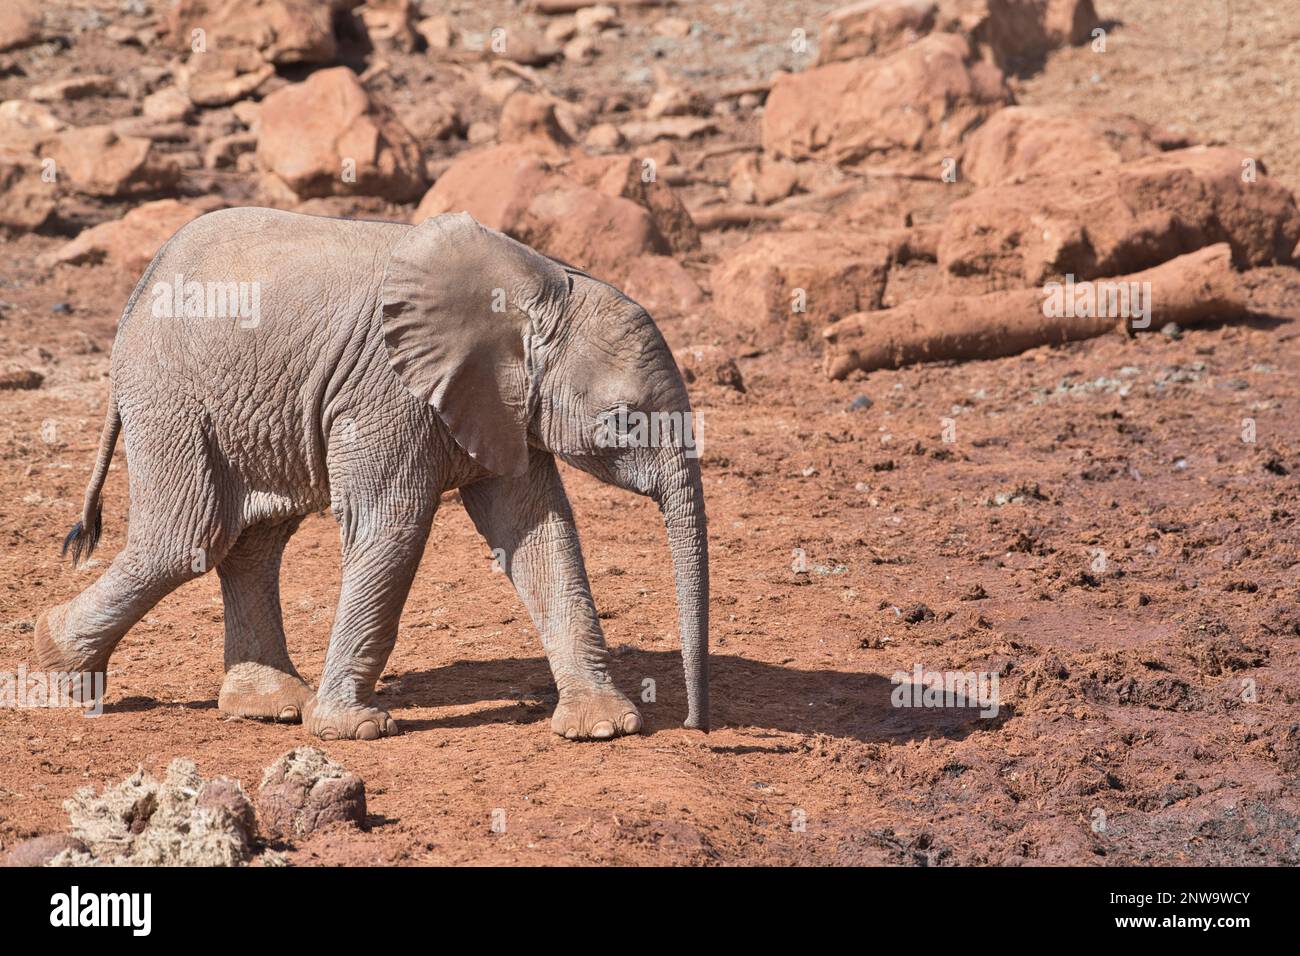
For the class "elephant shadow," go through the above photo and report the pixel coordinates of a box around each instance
[387,650,1001,744]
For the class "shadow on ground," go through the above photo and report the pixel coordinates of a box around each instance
[387,650,1000,744]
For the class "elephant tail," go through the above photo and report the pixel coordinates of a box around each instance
[62,386,120,567]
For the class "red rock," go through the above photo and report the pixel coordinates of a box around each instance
[584,122,624,151]
[567,152,700,252]
[497,92,574,157]
[497,33,561,66]
[817,0,937,64]
[177,49,276,107]
[960,105,1173,185]
[29,75,118,103]
[413,142,698,281]
[814,1,1101,73]
[622,255,704,319]
[728,154,799,205]
[938,146,1300,293]
[618,116,717,146]
[394,93,463,144]
[710,231,894,346]
[167,0,362,65]
[256,66,425,202]
[360,0,417,51]
[676,344,746,393]
[143,87,195,123]
[762,33,1010,166]
[42,199,207,274]
[205,131,258,169]
[0,0,42,53]
[44,126,181,198]
[0,149,55,234]
[415,15,455,50]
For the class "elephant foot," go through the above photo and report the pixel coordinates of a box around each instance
[33,606,109,705]
[304,696,400,741]
[219,662,313,723]
[551,688,642,741]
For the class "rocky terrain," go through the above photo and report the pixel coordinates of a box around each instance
[1,0,1298,865]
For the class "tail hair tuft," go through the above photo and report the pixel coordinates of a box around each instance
[61,503,103,567]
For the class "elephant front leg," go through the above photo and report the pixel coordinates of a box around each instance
[462,454,642,741]
[306,513,433,741]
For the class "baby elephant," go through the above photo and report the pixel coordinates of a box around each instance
[36,208,709,741]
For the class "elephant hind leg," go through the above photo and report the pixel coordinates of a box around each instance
[34,543,209,705]
[217,519,313,723]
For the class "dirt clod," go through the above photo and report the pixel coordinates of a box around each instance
[257,748,367,841]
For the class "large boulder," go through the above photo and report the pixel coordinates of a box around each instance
[710,231,893,346]
[960,106,1177,185]
[41,199,210,274]
[256,66,425,202]
[43,125,182,198]
[816,0,938,64]
[413,124,699,282]
[566,152,701,253]
[167,0,362,65]
[762,32,1011,166]
[622,254,705,319]
[938,146,1300,293]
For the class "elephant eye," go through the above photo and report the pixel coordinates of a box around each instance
[594,403,637,448]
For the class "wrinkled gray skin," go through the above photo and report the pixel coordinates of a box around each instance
[35,208,708,742]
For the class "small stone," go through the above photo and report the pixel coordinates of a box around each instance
[574,4,617,34]
[466,121,497,144]
[30,75,118,102]
[415,15,455,50]
[1160,322,1182,339]
[563,34,599,62]
[848,394,873,411]
[584,122,624,150]
[653,16,692,39]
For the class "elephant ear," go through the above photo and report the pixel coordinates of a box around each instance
[380,212,568,477]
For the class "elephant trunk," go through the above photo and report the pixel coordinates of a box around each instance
[657,446,709,730]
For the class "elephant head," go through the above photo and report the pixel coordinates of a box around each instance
[380,212,709,730]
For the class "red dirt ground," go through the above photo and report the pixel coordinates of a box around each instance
[1,0,1298,865]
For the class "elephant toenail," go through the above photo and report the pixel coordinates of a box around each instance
[622,713,642,734]
[565,727,579,739]
[279,706,300,722]
[319,728,338,741]
[355,720,380,741]
[591,720,615,739]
